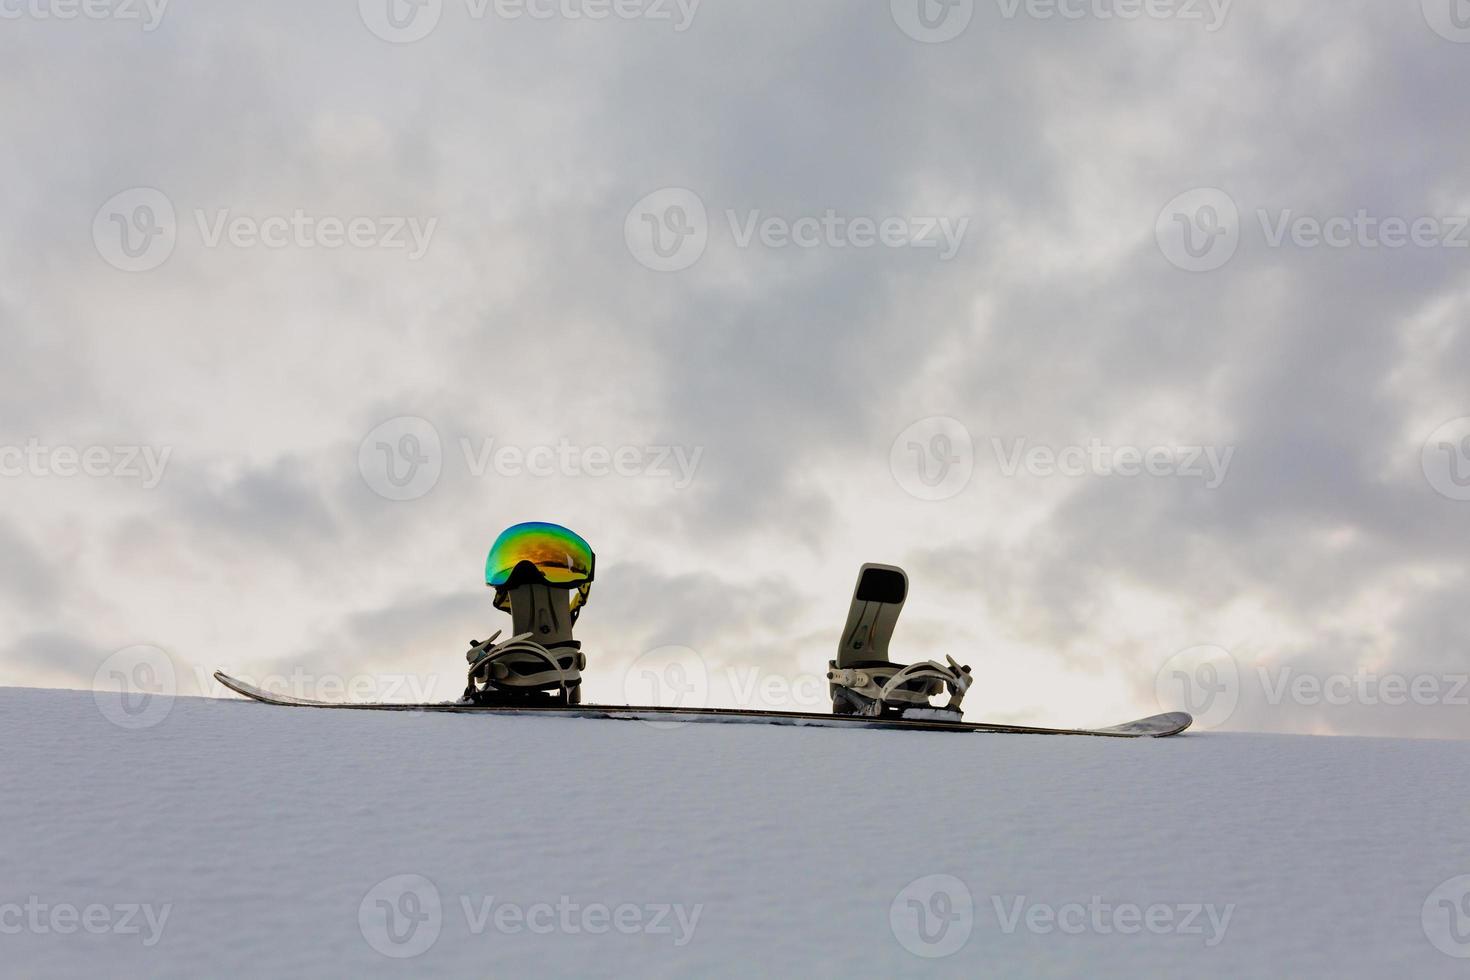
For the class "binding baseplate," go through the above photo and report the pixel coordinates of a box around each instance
[462,574,586,706]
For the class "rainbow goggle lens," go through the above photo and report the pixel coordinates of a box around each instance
[485,522,596,589]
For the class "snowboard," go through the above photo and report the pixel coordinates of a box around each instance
[213,671,1192,738]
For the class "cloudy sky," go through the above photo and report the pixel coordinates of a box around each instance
[2,0,1468,738]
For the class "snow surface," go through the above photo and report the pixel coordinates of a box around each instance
[3,686,1469,978]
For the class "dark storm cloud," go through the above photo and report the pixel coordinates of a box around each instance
[172,457,341,550]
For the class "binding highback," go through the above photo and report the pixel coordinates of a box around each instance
[503,583,577,646]
[836,564,908,668]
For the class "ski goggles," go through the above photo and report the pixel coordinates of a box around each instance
[485,522,596,589]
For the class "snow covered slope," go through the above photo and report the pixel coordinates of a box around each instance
[2,686,1467,978]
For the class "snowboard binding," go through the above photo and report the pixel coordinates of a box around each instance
[827,563,973,721]
[462,523,595,707]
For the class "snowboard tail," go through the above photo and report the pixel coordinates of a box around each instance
[213,671,1192,738]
